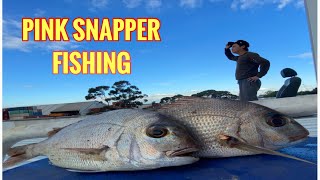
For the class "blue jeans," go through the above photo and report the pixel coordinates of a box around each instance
[238,79,261,101]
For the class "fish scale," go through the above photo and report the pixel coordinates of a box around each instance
[156,97,309,158]
[176,114,250,157]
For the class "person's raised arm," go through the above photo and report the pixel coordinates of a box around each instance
[225,43,238,61]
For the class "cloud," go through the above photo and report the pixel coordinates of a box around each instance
[146,0,162,9]
[230,0,301,10]
[299,84,317,91]
[3,35,34,52]
[3,35,79,52]
[3,18,80,52]
[89,0,109,12]
[41,41,80,51]
[3,19,20,29]
[34,9,46,16]
[288,52,313,59]
[122,0,162,11]
[180,0,202,8]
[3,19,30,52]
[231,0,263,10]
[295,0,304,8]
[277,0,292,9]
[123,0,143,8]
[120,0,304,11]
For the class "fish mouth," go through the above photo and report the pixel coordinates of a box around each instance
[165,147,199,157]
[267,134,309,148]
[289,131,309,142]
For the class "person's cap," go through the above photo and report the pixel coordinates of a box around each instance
[230,40,250,48]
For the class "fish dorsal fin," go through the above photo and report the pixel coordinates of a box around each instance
[156,96,205,111]
[47,127,64,137]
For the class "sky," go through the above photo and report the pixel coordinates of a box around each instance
[2,0,317,107]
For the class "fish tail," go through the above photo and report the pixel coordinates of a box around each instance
[3,143,39,169]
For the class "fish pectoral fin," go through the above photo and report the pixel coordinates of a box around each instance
[218,134,243,148]
[218,134,316,165]
[62,145,109,155]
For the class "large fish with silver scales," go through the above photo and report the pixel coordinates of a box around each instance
[3,109,199,172]
[155,96,310,161]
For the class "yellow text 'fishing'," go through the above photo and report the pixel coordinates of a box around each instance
[21,17,161,75]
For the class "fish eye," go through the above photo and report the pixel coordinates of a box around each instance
[146,126,168,138]
[266,114,287,127]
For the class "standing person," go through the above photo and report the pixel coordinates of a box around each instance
[225,40,270,101]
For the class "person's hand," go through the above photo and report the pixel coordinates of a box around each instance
[247,76,259,82]
[225,42,234,49]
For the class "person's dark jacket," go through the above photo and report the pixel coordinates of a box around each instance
[225,48,270,80]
